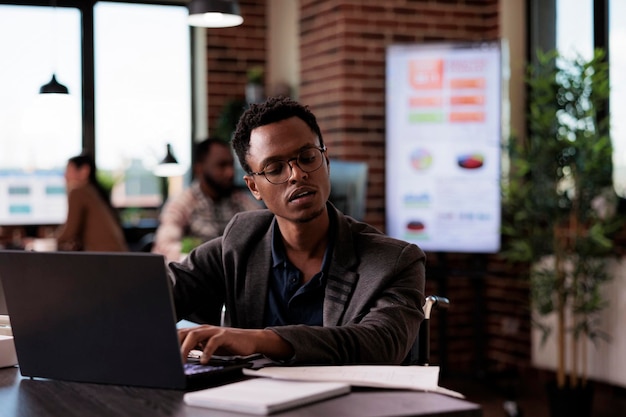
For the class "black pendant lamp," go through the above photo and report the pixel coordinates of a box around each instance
[187,0,243,28]
[39,73,69,94]
[154,144,185,177]
[40,0,69,95]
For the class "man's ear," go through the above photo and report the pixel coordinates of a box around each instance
[244,175,263,201]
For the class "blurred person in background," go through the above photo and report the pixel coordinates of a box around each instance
[56,153,128,252]
[152,138,261,263]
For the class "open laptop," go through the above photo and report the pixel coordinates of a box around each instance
[0,250,251,390]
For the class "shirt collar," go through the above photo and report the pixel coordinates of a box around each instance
[271,221,287,268]
[270,207,337,271]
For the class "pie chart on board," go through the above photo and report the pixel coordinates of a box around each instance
[406,220,425,233]
[457,153,484,169]
[410,148,433,171]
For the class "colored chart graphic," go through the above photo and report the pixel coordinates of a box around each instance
[457,153,484,169]
[410,148,433,171]
[405,220,426,237]
[409,59,443,89]
[403,193,431,208]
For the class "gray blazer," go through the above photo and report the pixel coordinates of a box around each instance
[170,203,426,365]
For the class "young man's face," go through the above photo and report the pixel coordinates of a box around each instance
[244,116,330,224]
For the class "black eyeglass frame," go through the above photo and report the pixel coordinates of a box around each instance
[249,146,328,184]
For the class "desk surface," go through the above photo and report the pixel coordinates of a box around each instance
[0,366,481,417]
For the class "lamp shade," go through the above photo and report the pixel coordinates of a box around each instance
[187,0,243,28]
[39,74,69,94]
[154,144,186,177]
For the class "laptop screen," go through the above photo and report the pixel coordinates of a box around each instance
[0,250,189,389]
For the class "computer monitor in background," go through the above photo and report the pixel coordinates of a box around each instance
[234,158,369,221]
[0,169,67,227]
[328,159,368,221]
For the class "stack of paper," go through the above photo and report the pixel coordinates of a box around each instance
[0,335,17,368]
[184,378,350,415]
[243,365,464,398]
[0,315,11,336]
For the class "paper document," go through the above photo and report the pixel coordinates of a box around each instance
[184,378,350,415]
[0,335,17,368]
[0,315,11,337]
[244,365,464,399]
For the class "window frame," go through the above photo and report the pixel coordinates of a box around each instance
[0,0,194,164]
[528,0,625,196]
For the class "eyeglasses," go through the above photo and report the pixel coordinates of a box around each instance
[250,146,327,184]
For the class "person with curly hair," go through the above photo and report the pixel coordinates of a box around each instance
[172,96,425,365]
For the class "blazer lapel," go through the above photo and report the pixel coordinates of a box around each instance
[323,206,359,326]
[242,226,273,328]
[324,268,358,326]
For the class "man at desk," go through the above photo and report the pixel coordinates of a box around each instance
[173,96,425,365]
[152,138,261,262]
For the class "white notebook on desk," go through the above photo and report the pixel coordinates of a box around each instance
[183,378,350,415]
[243,365,465,398]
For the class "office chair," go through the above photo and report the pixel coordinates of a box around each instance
[405,295,450,366]
[134,232,155,252]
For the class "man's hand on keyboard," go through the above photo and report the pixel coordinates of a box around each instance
[178,325,293,365]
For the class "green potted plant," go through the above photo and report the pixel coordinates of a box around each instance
[215,98,247,142]
[245,66,265,104]
[502,48,621,417]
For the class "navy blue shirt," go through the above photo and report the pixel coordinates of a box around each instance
[263,215,335,327]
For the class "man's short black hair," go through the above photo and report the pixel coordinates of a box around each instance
[193,137,231,165]
[232,96,324,174]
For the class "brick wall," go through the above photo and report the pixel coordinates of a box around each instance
[202,0,267,138]
[299,0,499,230]
[203,0,531,378]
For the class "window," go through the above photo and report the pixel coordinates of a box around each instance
[555,0,626,197]
[0,5,82,226]
[556,0,593,60]
[94,2,191,208]
[609,0,626,196]
[0,2,192,229]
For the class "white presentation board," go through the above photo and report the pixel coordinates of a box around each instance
[385,42,502,253]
